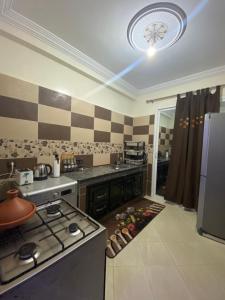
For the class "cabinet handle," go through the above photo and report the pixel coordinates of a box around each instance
[96,205,106,212]
[96,194,106,200]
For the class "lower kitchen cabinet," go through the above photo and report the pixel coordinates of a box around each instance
[124,176,135,202]
[133,173,143,197]
[109,179,124,210]
[87,183,109,219]
[87,172,143,219]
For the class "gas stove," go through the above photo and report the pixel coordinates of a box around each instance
[0,199,100,285]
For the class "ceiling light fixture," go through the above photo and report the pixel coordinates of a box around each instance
[127,2,187,55]
[147,46,157,57]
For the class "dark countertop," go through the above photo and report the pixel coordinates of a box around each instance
[65,164,146,185]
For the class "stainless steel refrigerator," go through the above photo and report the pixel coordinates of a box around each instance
[197,112,225,242]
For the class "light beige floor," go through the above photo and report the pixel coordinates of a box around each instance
[105,197,225,300]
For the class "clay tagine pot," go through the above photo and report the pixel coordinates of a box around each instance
[0,189,36,231]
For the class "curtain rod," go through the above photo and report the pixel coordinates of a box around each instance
[146,84,225,104]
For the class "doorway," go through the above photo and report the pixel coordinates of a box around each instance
[151,107,176,198]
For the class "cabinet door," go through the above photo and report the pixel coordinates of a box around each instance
[88,184,109,219]
[109,179,124,210]
[134,173,143,197]
[124,176,135,202]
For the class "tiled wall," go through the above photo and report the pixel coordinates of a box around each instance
[0,74,133,167]
[133,114,155,195]
[0,73,155,196]
[158,126,173,156]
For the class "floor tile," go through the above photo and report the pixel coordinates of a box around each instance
[105,199,225,300]
[114,266,154,300]
[178,264,225,300]
[105,265,114,300]
[145,265,192,300]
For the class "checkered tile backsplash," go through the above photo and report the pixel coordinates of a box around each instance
[158,126,173,155]
[0,73,157,195]
[0,73,134,166]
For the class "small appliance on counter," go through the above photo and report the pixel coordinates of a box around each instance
[15,169,33,186]
[33,164,52,181]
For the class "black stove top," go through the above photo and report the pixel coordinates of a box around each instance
[0,200,99,284]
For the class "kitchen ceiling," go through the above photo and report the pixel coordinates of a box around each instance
[12,0,225,90]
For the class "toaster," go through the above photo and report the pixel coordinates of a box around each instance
[15,168,34,186]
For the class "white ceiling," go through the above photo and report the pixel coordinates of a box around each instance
[11,0,225,90]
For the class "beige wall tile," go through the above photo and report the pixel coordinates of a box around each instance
[0,74,38,103]
[133,134,149,144]
[71,98,94,117]
[111,111,124,124]
[37,155,52,165]
[124,125,133,135]
[38,104,71,126]
[111,133,123,144]
[94,118,111,132]
[93,153,110,166]
[133,116,150,126]
[71,127,94,142]
[149,124,154,135]
[148,152,153,164]
[0,117,38,139]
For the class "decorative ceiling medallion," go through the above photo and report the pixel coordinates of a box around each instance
[127,2,187,52]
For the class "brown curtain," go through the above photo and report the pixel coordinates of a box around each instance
[165,87,220,209]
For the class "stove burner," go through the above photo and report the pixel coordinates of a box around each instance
[46,204,61,217]
[68,223,81,236]
[18,242,39,263]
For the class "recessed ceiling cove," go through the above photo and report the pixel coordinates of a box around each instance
[127,2,187,53]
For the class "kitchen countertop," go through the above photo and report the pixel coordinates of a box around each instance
[65,164,146,184]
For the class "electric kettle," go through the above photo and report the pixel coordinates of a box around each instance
[33,164,52,181]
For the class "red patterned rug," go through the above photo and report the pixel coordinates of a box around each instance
[99,198,165,258]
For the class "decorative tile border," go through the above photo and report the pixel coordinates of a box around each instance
[0,139,123,159]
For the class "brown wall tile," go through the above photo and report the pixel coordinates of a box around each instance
[149,134,154,144]
[94,130,110,142]
[95,105,111,121]
[133,125,149,135]
[75,154,93,168]
[38,122,70,140]
[110,153,118,165]
[124,116,133,126]
[161,127,166,133]
[71,112,94,129]
[124,134,132,142]
[150,115,155,124]
[39,87,71,111]
[111,122,124,134]
[0,96,38,121]
[0,158,37,175]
